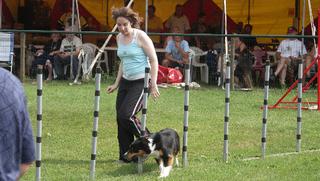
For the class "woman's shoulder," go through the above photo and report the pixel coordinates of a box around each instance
[135,28,148,37]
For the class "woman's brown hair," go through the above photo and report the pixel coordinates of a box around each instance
[112,7,142,29]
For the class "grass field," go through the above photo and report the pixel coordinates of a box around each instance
[21,78,320,181]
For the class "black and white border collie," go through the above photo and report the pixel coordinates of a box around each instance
[124,128,180,178]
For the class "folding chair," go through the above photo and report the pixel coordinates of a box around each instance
[189,46,209,84]
[78,43,108,81]
[0,32,14,72]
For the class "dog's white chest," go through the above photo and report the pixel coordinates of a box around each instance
[148,138,160,158]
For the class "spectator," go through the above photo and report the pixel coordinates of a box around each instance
[241,23,257,50]
[162,26,190,69]
[274,26,307,87]
[142,5,163,48]
[234,37,254,89]
[165,4,191,33]
[191,12,209,51]
[54,26,82,80]
[252,45,267,86]
[0,67,35,181]
[30,33,62,81]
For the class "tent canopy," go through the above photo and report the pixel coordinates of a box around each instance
[2,0,320,35]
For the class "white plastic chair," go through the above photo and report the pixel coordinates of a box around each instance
[189,46,209,84]
[78,43,108,81]
[0,32,14,72]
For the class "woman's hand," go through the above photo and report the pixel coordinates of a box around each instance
[150,82,160,100]
[106,84,118,94]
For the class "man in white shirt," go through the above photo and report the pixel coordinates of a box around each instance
[53,26,82,80]
[274,26,307,87]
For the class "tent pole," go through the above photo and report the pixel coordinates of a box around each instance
[69,0,75,80]
[145,0,148,32]
[0,0,2,29]
[247,0,251,24]
[307,0,317,54]
[295,0,300,30]
[106,0,109,26]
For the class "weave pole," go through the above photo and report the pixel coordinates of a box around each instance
[182,61,191,167]
[261,60,270,159]
[138,66,150,174]
[223,61,231,162]
[35,67,43,181]
[296,0,306,151]
[89,67,102,180]
[296,60,303,152]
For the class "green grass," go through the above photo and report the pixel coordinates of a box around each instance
[21,79,320,181]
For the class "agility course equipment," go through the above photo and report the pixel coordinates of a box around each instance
[222,0,231,163]
[223,61,231,162]
[296,60,303,152]
[182,61,191,167]
[138,66,150,174]
[261,61,270,159]
[89,67,102,180]
[35,67,43,181]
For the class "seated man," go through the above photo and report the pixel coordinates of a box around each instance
[54,26,82,80]
[162,27,190,69]
[30,33,62,81]
[274,26,307,87]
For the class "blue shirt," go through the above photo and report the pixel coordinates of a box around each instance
[0,68,35,181]
[165,39,189,61]
[117,29,149,80]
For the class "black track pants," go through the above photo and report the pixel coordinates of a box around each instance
[116,78,146,160]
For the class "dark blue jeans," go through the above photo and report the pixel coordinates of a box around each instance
[53,55,79,79]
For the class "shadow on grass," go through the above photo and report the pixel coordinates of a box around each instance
[43,158,91,165]
[103,161,159,177]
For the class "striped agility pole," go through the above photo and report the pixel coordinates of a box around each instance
[138,66,150,174]
[296,59,303,152]
[36,67,43,181]
[182,61,191,167]
[90,67,102,180]
[261,60,271,159]
[223,61,231,162]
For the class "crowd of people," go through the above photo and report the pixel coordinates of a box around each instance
[22,3,319,88]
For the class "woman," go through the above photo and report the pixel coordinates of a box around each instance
[106,7,160,163]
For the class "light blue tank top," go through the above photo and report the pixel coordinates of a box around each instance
[117,29,149,80]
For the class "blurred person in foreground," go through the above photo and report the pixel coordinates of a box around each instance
[0,67,35,181]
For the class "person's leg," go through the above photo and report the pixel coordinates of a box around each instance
[304,55,312,77]
[274,57,286,76]
[53,55,64,80]
[45,60,53,81]
[279,63,288,86]
[72,56,79,78]
[116,78,145,161]
[243,72,253,89]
